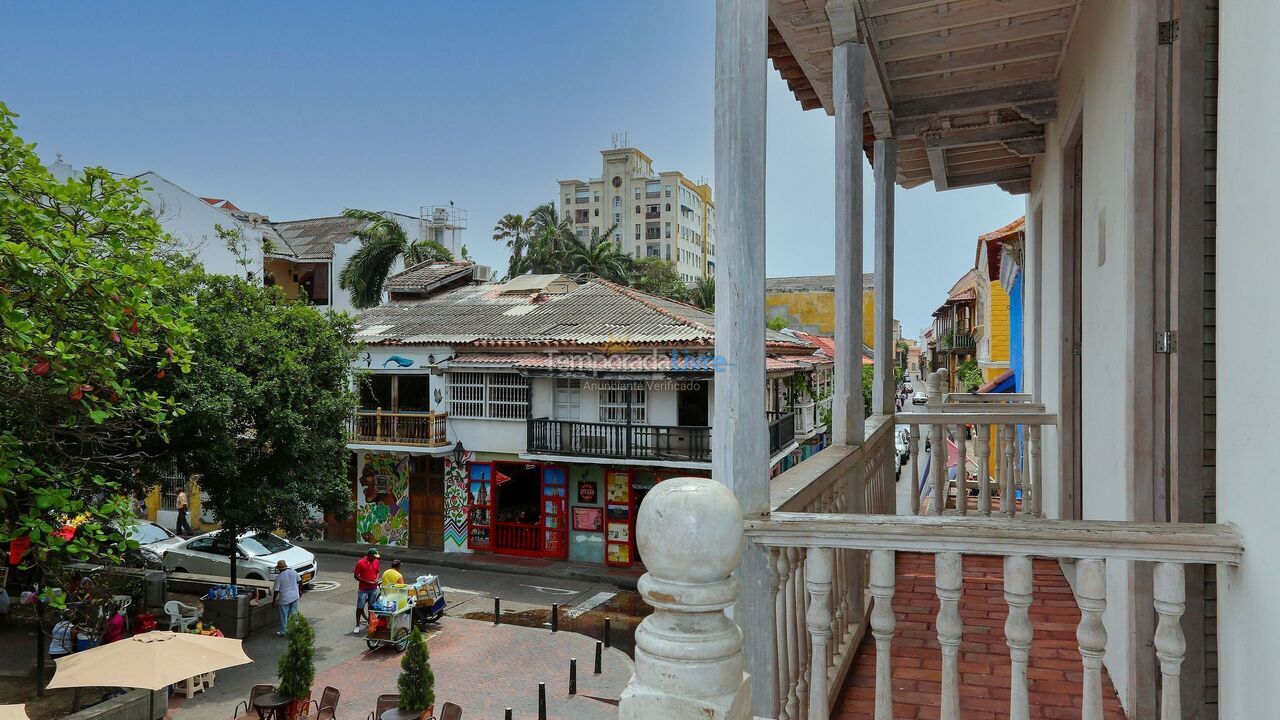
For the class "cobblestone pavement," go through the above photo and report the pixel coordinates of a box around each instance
[315,616,632,720]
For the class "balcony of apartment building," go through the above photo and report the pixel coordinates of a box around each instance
[527,409,794,464]
[350,373,449,448]
[574,209,590,224]
[620,2,1244,719]
[645,228,662,241]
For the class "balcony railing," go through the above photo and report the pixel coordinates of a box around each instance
[645,210,661,219]
[575,196,590,204]
[348,409,449,447]
[645,191,661,199]
[767,411,796,456]
[527,418,711,462]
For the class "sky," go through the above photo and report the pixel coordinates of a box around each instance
[0,1,1024,338]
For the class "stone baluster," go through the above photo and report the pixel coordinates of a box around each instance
[784,548,801,720]
[1076,558,1108,720]
[794,547,810,720]
[926,368,946,406]
[1153,562,1187,720]
[953,424,968,515]
[619,477,750,720]
[909,424,921,515]
[930,423,946,515]
[1029,425,1043,517]
[1003,556,1033,720]
[805,548,834,720]
[935,553,963,720]
[772,549,791,720]
[1003,425,1017,516]
[976,424,991,515]
[869,550,896,720]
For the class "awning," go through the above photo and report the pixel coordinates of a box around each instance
[978,369,1017,394]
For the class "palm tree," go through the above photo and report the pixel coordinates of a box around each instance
[492,213,534,277]
[690,275,715,310]
[404,239,455,266]
[568,225,631,283]
[522,202,576,275]
[337,209,412,310]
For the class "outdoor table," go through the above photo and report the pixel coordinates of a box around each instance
[382,707,431,720]
[252,690,293,720]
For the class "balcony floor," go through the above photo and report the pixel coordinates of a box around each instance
[836,553,1126,719]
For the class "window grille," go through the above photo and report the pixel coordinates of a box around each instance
[599,386,646,424]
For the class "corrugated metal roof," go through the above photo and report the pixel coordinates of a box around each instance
[766,274,875,293]
[447,352,821,373]
[386,262,475,291]
[268,216,367,261]
[354,277,810,351]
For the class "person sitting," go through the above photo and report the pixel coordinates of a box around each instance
[101,603,126,644]
[49,613,77,660]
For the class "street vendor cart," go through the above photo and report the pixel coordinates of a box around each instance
[364,575,446,651]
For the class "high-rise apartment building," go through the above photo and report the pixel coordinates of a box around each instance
[557,146,715,282]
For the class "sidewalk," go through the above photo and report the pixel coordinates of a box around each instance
[298,540,644,590]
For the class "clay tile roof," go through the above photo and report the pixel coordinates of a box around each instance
[947,288,977,303]
[979,216,1026,244]
[446,352,816,374]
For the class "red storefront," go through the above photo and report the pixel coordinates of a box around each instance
[466,461,568,559]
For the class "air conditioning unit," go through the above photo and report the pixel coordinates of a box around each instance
[472,265,493,282]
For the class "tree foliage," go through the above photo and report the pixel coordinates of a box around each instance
[398,626,436,712]
[337,209,414,310]
[158,273,357,546]
[690,275,715,310]
[0,103,196,585]
[956,358,982,392]
[630,257,689,302]
[277,611,316,701]
[404,239,454,266]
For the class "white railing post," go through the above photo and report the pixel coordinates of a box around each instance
[930,422,946,515]
[771,548,790,720]
[869,550,896,720]
[1029,425,1043,517]
[935,552,963,720]
[805,548,833,720]
[953,423,967,515]
[908,424,921,515]
[1002,424,1017,516]
[1076,558,1108,720]
[793,547,810,720]
[620,477,750,720]
[1004,555,1033,720]
[976,423,991,515]
[1153,562,1187,720]
[783,547,802,720]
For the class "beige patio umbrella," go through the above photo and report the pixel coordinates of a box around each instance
[46,631,253,714]
[0,705,29,720]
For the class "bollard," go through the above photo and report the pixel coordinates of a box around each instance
[504,710,512,720]
[538,682,546,720]
[551,603,558,632]
[594,640,602,675]
[603,617,611,648]
[569,658,577,695]
[494,596,500,626]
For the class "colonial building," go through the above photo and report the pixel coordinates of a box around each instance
[557,146,715,282]
[328,268,832,567]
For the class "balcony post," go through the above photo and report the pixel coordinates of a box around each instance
[619,477,750,720]
[872,137,897,418]
[712,0,771,716]
[833,39,866,450]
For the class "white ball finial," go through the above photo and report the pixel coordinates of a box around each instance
[636,476,742,586]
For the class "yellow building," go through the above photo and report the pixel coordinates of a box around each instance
[765,274,878,347]
[974,218,1025,383]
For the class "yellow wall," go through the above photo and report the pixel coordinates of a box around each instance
[143,480,215,532]
[765,288,877,348]
[988,279,1011,363]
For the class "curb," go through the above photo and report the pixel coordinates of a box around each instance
[297,542,640,591]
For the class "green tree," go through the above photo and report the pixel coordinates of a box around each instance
[0,103,196,590]
[566,226,630,283]
[767,316,790,331]
[338,209,451,310]
[690,275,715,310]
[491,213,534,278]
[277,612,315,701]
[957,359,983,392]
[398,627,436,713]
[630,257,689,302]
[862,364,876,416]
[157,274,357,581]
[521,202,576,275]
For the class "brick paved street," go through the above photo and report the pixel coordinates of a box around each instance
[316,617,632,720]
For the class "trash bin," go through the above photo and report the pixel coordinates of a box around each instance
[203,595,251,638]
[144,570,166,609]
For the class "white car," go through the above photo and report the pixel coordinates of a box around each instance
[126,520,185,566]
[163,531,318,585]
[911,392,928,405]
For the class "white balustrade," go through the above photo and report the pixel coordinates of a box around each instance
[1153,562,1187,720]
[804,549,833,720]
[868,550,895,720]
[935,553,963,720]
[1003,555,1033,720]
[1076,558,1108,720]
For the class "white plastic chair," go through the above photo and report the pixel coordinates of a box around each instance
[164,600,199,632]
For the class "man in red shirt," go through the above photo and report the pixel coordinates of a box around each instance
[352,547,380,634]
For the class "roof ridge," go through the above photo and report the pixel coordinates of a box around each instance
[590,278,715,335]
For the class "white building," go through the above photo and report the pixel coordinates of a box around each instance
[619,2,1273,719]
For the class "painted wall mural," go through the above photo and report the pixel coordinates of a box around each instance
[356,452,410,546]
[442,452,473,552]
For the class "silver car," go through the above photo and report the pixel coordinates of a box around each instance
[126,520,185,566]
[162,530,318,585]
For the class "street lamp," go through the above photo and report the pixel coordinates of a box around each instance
[452,440,466,466]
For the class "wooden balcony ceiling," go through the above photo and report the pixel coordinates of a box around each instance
[768,0,1083,195]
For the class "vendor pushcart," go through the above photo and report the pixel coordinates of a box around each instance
[364,575,445,652]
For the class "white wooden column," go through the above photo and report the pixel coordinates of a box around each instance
[712,0,771,716]
[872,138,897,417]
[832,39,866,449]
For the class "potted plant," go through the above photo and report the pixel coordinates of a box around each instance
[397,627,435,720]
[277,612,315,720]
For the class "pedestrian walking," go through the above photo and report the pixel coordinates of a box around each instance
[352,547,380,634]
[272,559,301,637]
[175,488,192,536]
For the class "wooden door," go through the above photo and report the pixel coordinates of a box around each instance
[409,457,444,550]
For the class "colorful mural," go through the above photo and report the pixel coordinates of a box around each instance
[442,453,473,552]
[356,453,410,546]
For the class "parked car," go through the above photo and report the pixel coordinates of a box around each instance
[162,531,318,585]
[911,392,928,405]
[125,520,185,567]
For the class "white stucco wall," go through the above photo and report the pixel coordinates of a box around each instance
[1026,0,1139,706]
[1215,2,1278,716]
[137,172,265,278]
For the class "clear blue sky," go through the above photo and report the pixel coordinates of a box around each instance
[0,1,1023,337]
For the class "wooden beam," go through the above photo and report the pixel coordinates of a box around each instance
[885,36,1064,80]
[923,121,1043,149]
[947,165,1032,189]
[1002,136,1047,156]
[877,11,1074,63]
[870,0,1077,42]
[893,80,1057,118]
[893,56,1059,99]
[1012,99,1058,122]
[926,145,949,191]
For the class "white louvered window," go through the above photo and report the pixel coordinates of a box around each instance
[487,373,529,420]
[449,372,486,418]
[599,386,646,424]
